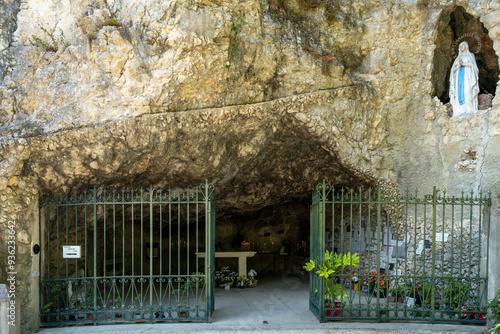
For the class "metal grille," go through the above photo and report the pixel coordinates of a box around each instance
[39,181,215,326]
[309,180,491,324]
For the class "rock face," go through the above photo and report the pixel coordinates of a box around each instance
[0,0,499,333]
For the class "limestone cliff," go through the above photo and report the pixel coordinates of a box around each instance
[0,0,499,332]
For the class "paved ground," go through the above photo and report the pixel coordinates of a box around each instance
[36,274,489,334]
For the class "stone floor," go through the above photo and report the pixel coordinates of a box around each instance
[36,274,489,334]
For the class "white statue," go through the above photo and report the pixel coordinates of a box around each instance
[449,41,479,116]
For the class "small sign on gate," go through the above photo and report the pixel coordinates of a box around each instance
[63,245,81,258]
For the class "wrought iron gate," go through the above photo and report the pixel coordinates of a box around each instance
[309,180,491,324]
[39,181,215,326]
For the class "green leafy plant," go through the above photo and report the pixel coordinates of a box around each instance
[489,290,500,333]
[83,281,100,311]
[108,296,122,310]
[226,2,247,72]
[442,276,470,309]
[221,276,234,285]
[43,284,62,313]
[31,24,69,52]
[304,251,360,302]
[390,284,408,298]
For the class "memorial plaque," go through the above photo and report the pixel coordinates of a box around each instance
[435,232,449,242]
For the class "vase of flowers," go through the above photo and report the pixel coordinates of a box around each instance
[236,276,249,289]
[362,271,388,297]
[221,277,233,290]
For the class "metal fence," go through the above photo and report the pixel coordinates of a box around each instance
[309,180,491,324]
[39,181,215,326]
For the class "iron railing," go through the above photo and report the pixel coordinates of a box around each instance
[310,180,491,324]
[39,181,215,326]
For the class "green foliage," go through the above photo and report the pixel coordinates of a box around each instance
[489,290,500,333]
[43,284,62,313]
[442,276,470,309]
[390,284,408,298]
[304,251,360,302]
[226,3,247,72]
[221,276,234,284]
[31,24,69,52]
[103,17,123,27]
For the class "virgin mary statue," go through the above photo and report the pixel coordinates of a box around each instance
[449,41,479,116]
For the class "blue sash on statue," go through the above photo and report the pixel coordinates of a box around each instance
[458,66,465,105]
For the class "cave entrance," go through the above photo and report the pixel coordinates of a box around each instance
[214,198,310,280]
[38,182,216,326]
[432,5,499,108]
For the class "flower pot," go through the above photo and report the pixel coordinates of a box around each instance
[180,311,187,318]
[397,296,404,303]
[353,283,359,291]
[135,312,145,323]
[325,302,342,318]
[379,312,389,323]
[87,313,94,320]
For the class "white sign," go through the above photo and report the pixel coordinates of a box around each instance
[416,240,424,255]
[63,245,81,259]
[435,232,449,242]
[406,297,415,307]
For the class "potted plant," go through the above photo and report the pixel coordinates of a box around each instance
[221,276,234,290]
[83,282,98,320]
[365,271,388,297]
[42,284,62,323]
[154,309,166,321]
[229,271,238,287]
[304,250,360,319]
[134,293,144,322]
[174,286,188,319]
[408,279,433,318]
[389,284,407,303]
[108,296,122,320]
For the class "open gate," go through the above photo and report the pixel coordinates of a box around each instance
[38,181,215,326]
[309,180,491,324]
